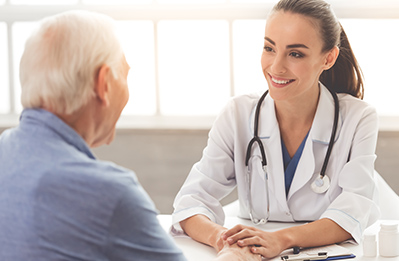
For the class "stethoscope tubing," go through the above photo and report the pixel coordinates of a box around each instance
[244,86,339,225]
[245,90,269,168]
[319,87,339,178]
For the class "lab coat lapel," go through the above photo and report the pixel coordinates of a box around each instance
[309,84,342,145]
[287,84,342,200]
[253,94,290,213]
[286,136,315,200]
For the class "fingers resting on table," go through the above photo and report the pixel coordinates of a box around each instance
[220,224,285,259]
[215,240,262,261]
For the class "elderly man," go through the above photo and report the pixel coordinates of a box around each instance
[0,11,186,261]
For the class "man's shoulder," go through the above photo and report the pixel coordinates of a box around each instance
[45,156,139,194]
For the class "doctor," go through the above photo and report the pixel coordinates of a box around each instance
[172,0,379,260]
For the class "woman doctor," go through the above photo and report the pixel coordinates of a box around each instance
[172,0,379,259]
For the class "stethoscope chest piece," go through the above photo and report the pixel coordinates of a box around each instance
[311,174,330,194]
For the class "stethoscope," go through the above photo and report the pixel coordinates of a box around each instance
[245,87,339,225]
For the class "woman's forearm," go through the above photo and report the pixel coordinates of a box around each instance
[222,218,352,259]
[180,214,227,251]
[180,215,262,261]
[276,218,352,250]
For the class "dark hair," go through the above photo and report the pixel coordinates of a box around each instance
[272,0,364,99]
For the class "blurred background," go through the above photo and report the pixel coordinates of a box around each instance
[0,0,398,213]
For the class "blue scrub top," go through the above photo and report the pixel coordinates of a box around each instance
[281,132,309,196]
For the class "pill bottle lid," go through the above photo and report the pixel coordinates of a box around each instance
[380,222,399,231]
[363,233,376,241]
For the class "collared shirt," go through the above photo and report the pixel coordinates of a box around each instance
[0,108,186,261]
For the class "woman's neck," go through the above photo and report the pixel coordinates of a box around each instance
[274,86,320,129]
[274,86,320,157]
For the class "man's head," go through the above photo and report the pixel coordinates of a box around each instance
[19,10,130,147]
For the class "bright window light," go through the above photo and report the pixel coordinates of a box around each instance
[12,22,40,114]
[0,0,5,5]
[341,19,399,116]
[12,21,157,116]
[11,0,78,4]
[157,20,230,116]
[230,0,277,3]
[157,0,226,3]
[83,0,151,4]
[232,19,267,96]
[116,21,156,115]
[0,23,9,114]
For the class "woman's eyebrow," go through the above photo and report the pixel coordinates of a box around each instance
[264,37,309,49]
[264,37,275,45]
[287,43,309,49]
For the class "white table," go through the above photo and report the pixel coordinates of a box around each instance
[158,215,398,261]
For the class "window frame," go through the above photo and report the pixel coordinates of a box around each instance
[1,0,399,130]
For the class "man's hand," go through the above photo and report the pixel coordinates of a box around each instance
[220,224,286,259]
[214,240,262,261]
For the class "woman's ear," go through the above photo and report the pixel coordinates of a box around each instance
[94,64,111,107]
[323,46,340,71]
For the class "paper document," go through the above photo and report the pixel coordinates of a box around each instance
[269,244,355,261]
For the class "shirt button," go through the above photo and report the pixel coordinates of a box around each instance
[286,212,291,216]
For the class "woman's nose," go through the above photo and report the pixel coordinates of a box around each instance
[270,55,286,74]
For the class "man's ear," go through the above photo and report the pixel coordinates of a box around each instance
[94,64,111,107]
[323,46,340,71]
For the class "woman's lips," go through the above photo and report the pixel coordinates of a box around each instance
[269,74,295,87]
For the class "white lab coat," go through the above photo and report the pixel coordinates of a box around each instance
[172,84,380,243]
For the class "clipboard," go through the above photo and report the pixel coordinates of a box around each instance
[270,244,356,261]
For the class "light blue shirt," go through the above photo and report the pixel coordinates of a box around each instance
[0,108,186,261]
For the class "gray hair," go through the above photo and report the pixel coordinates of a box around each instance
[19,10,124,114]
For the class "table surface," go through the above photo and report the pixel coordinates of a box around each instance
[158,215,398,261]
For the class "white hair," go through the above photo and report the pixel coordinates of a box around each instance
[19,10,124,115]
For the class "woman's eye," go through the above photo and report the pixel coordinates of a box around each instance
[289,52,303,58]
[264,46,274,52]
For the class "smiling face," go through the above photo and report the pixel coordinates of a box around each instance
[261,11,335,103]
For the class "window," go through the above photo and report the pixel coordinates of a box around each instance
[11,0,78,4]
[116,21,157,115]
[1,1,399,129]
[83,0,151,4]
[157,0,226,3]
[231,0,277,2]
[341,19,399,116]
[157,20,230,115]
[12,22,40,114]
[232,19,266,96]
[0,23,9,114]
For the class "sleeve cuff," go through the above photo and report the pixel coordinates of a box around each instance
[171,206,221,235]
[320,208,363,243]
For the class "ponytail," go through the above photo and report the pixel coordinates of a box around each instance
[319,25,364,99]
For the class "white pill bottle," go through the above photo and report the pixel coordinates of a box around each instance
[363,233,377,257]
[379,222,399,257]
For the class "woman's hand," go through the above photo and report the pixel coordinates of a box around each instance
[221,224,288,259]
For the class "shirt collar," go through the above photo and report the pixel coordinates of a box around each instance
[19,108,95,159]
[253,83,342,144]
